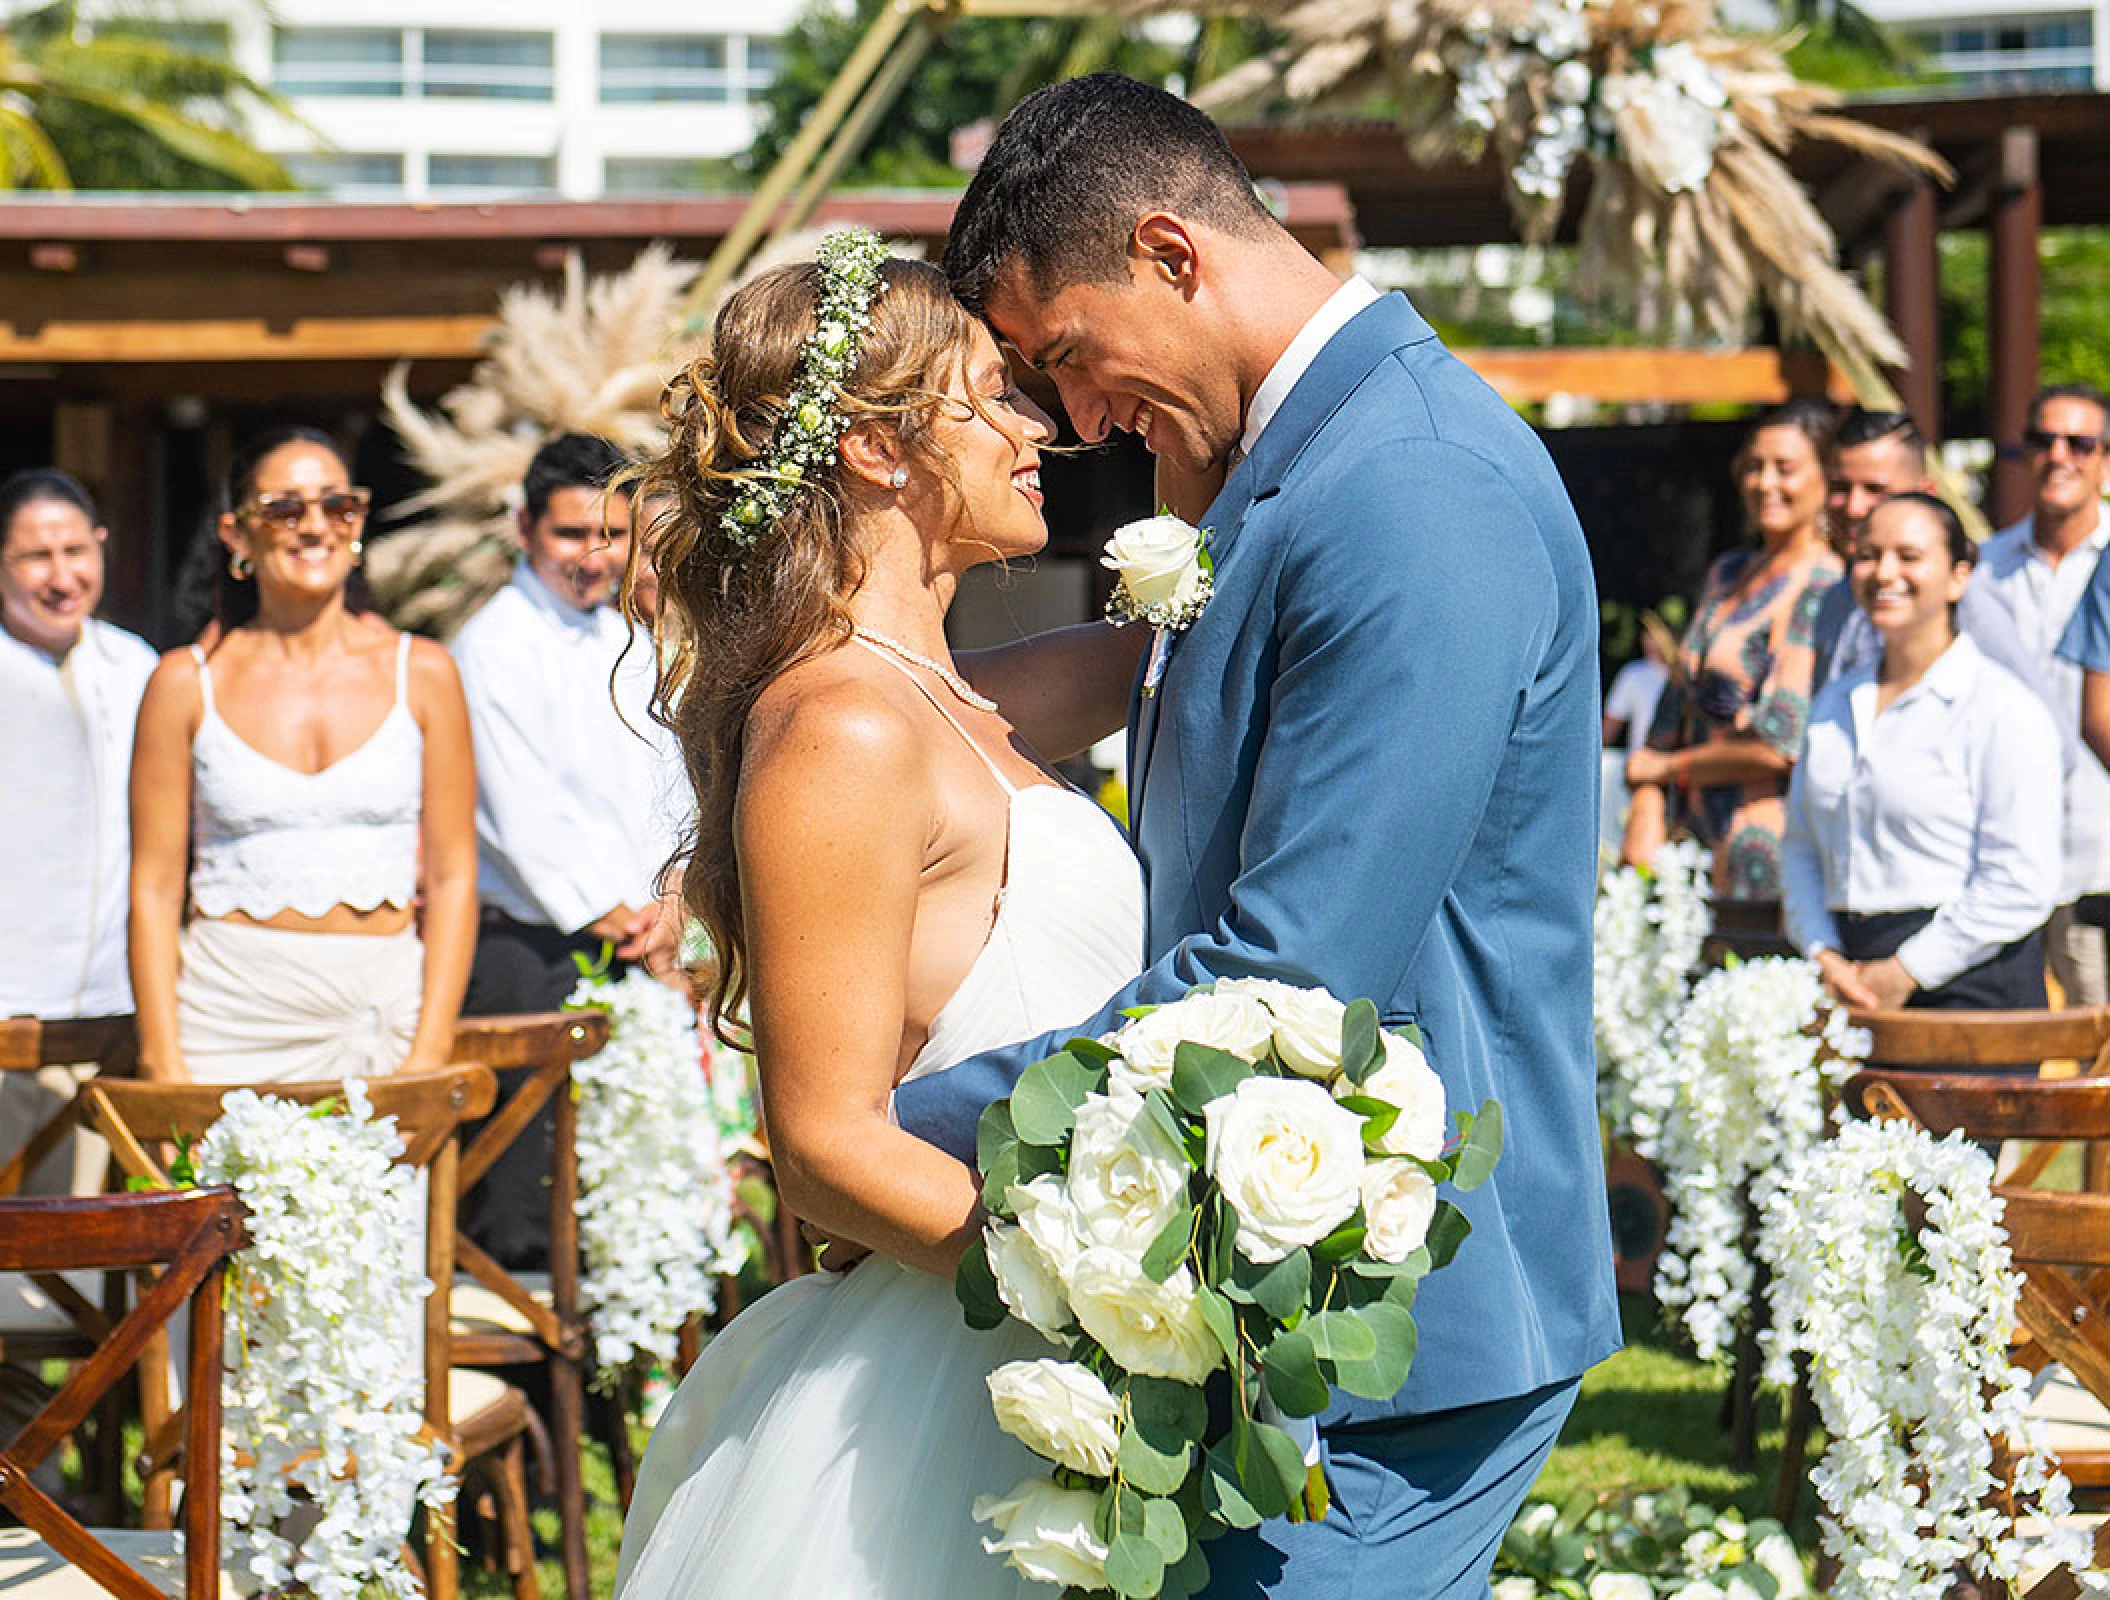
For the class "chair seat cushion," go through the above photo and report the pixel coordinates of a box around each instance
[0,1271,103,1337]
[0,1524,237,1600]
[448,1272,551,1339]
[2027,1362,2110,1457]
[449,1365,517,1427]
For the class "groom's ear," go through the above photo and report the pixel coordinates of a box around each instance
[837,420,904,491]
[1130,212,1201,296]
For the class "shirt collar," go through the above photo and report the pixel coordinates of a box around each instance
[1239,277,1382,459]
[512,561,604,633]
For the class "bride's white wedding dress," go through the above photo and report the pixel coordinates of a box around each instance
[613,646,1147,1600]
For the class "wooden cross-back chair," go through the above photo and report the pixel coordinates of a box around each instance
[80,1068,538,1600]
[1848,1067,2110,1595]
[442,1012,607,1600]
[0,1187,242,1600]
[1699,898,1797,966]
[1851,1006,2110,1187]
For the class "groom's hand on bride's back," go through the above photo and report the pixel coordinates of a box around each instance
[798,1218,872,1272]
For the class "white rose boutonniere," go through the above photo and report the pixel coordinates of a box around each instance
[1103,513,1213,632]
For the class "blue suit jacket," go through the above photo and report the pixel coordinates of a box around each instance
[896,292,1622,1421]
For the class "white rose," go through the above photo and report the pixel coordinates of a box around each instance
[1589,1576,1656,1600]
[1008,1176,1085,1281]
[1065,1088,1191,1252]
[1360,1159,1438,1263]
[1493,1581,1542,1600]
[973,1476,1108,1590]
[1204,1077,1366,1262]
[1346,1032,1448,1161]
[1513,1502,1558,1539]
[1214,978,1349,1081]
[1110,991,1275,1094]
[1065,1248,1219,1384]
[984,1224,1070,1344]
[986,1359,1121,1476]
[1102,515,1205,613]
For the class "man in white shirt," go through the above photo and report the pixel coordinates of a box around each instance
[0,468,157,1189]
[450,433,686,1262]
[1972,382,2110,1004]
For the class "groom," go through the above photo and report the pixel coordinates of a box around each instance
[897,74,1620,1596]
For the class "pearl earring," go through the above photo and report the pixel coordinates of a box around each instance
[889,467,910,490]
[349,538,365,562]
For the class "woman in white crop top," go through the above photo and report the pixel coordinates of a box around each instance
[129,426,478,1084]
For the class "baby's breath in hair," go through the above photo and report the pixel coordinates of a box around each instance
[720,226,891,548]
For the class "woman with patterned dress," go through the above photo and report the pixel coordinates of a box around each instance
[1622,401,1844,899]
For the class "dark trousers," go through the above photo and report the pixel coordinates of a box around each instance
[459,913,625,1272]
[1835,908,2047,1014]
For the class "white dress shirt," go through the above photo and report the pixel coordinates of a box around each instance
[450,565,687,933]
[0,617,158,1016]
[1782,633,2064,990]
[1239,277,1383,458]
[1974,513,2110,900]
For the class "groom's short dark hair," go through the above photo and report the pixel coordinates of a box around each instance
[943,73,1279,317]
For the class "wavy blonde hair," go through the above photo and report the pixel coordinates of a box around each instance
[631,256,982,1042]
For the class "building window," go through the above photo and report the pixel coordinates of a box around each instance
[275,28,404,96]
[424,30,555,101]
[600,34,732,102]
[285,152,406,192]
[1911,11,2093,90]
[605,156,725,192]
[428,154,556,192]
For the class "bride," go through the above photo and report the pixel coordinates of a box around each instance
[613,231,1149,1596]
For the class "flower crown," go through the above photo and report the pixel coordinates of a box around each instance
[720,226,891,549]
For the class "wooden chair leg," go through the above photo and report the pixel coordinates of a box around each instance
[494,1437,542,1600]
[426,1491,460,1600]
[137,1323,175,1530]
[550,1358,588,1600]
[1771,1366,1816,1523]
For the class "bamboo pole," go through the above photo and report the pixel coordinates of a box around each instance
[776,12,945,241]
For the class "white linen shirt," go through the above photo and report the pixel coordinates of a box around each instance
[1974,514,2110,900]
[450,565,687,933]
[1781,633,2063,990]
[0,617,158,1016]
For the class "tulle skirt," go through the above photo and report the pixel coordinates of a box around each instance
[614,1256,1051,1599]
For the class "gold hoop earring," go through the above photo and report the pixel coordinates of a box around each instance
[228,552,253,580]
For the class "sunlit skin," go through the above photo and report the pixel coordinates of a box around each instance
[1828,433,1933,548]
[733,326,1082,1280]
[1813,498,1972,1012]
[1621,424,1833,865]
[0,498,107,656]
[2026,394,2109,559]
[127,438,479,1082]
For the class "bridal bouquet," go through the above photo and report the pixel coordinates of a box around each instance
[957,981,1501,1599]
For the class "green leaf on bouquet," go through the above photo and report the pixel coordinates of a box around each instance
[1234,1245,1311,1323]
[978,1144,1021,1214]
[1117,1421,1191,1496]
[1195,1283,1240,1364]
[1160,1540,1210,1600]
[1312,1217,1367,1264]
[1143,1496,1189,1565]
[1010,1052,1102,1146]
[1451,1100,1504,1192]
[1391,1019,1425,1050]
[1064,1036,1120,1067]
[954,1238,1009,1331]
[1202,1440,1263,1529]
[1260,1327,1331,1416]
[976,1100,1018,1173]
[1340,998,1383,1085]
[1335,1095,1402,1149]
[1303,1308,1379,1365]
[1139,1205,1195,1283]
[1126,1375,1209,1442]
[1141,1088,1189,1154]
[1425,1201,1472,1271]
[1237,1417,1312,1515]
[1105,1529,1166,1598]
[1328,1301,1418,1400]
[1170,1042,1252,1117]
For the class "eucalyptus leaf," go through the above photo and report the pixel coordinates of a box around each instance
[1010,1052,1103,1146]
[1140,1205,1196,1283]
[1340,998,1382,1083]
[1126,1376,1209,1440]
[1064,1037,1119,1067]
[1242,1419,1311,1511]
[1201,1440,1262,1529]
[1142,1496,1188,1565]
[1303,1308,1378,1364]
[1142,1088,1189,1154]
[1170,1041,1253,1117]
[1327,1301,1417,1400]
[1260,1327,1331,1416]
[1425,1202,1472,1271]
[1312,1218,1367,1264]
[1451,1099,1504,1192]
[1196,1284,1240,1364]
[975,1099,1018,1173]
[1104,1530,1165,1599]
[1117,1422,1191,1495]
[954,1236,1008,1332]
[979,1143,1022,1214]
[1236,1245,1311,1322]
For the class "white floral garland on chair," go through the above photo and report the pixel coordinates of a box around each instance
[1592,838,1712,1141]
[567,969,749,1378]
[1759,1117,2096,1598]
[1631,956,1868,1360]
[193,1084,451,1600]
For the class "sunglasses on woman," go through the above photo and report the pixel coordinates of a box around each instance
[240,488,373,533]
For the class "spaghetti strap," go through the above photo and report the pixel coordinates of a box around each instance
[188,644,216,718]
[849,635,1017,797]
[393,632,412,706]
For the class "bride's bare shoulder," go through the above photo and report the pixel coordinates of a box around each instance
[740,647,934,815]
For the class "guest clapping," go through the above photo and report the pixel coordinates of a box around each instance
[129,427,479,1083]
[1783,494,2061,1012]
[1623,401,1843,897]
[0,470,157,1021]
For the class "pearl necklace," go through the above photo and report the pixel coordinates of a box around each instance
[852,627,998,713]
